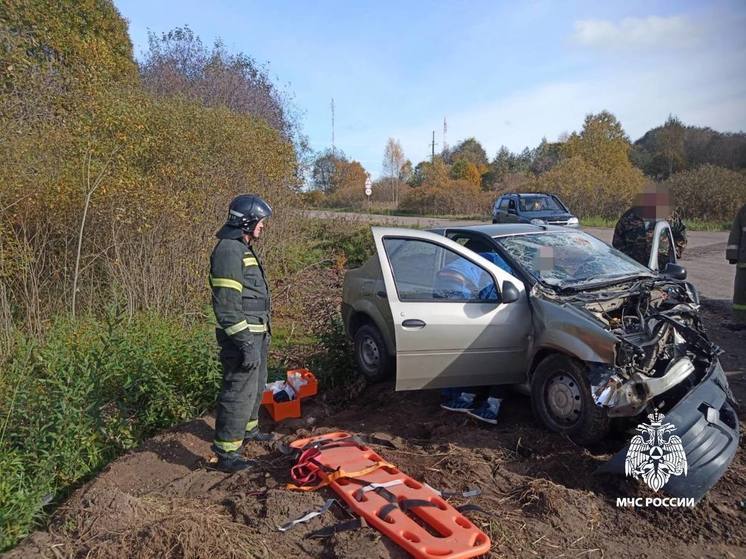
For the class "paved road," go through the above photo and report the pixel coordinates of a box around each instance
[309,210,734,300]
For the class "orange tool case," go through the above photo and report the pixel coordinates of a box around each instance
[261,369,318,422]
[288,432,491,559]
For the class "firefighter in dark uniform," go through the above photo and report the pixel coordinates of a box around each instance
[209,194,273,472]
[727,203,746,328]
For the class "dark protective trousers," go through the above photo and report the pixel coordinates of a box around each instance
[734,266,746,323]
[214,329,269,449]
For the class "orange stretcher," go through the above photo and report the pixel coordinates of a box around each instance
[288,432,491,559]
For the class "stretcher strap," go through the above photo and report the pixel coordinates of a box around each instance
[424,483,482,499]
[353,479,404,501]
[288,460,396,491]
[277,499,337,532]
[299,437,365,452]
[289,448,326,486]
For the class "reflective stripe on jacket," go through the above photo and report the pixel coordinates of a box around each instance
[209,237,271,345]
[727,204,746,266]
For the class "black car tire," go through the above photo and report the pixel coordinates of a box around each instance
[353,324,393,383]
[531,354,609,445]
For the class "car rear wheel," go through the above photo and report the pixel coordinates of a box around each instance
[353,324,393,382]
[531,354,609,445]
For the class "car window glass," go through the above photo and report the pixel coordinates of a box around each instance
[383,238,498,302]
[499,198,510,210]
[496,231,651,287]
[518,196,562,212]
[447,234,516,276]
[508,199,516,211]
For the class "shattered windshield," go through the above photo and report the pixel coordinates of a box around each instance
[518,196,563,212]
[495,231,652,287]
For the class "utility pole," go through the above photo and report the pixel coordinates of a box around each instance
[430,130,437,162]
[443,117,448,153]
[331,98,335,157]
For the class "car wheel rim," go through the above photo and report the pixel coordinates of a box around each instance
[360,336,380,370]
[546,373,582,426]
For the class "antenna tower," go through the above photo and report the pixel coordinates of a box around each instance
[331,98,335,156]
[443,117,448,153]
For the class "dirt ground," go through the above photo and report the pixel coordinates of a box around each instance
[7,299,745,559]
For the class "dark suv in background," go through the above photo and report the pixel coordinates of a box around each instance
[492,192,579,227]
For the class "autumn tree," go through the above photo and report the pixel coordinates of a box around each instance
[532,111,645,217]
[140,26,300,143]
[562,111,631,174]
[655,115,686,178]
[530,138,562,175]
[450,159,481,186]
[327,159,369,207]
[631,118,746,177]
[1,0,137,93]
[446,137,488,167]
[383,138,406,204]
[399,160,413,183]
[664,164,746,221]
[408,157,449,188]
[312,149,347,193]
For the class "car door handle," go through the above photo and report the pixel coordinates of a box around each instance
[402,319,426,329]
[376,290,387,299]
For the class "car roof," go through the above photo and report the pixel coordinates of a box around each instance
[500,192,554,198]
[430,223,569,237]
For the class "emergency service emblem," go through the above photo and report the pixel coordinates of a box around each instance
[625,409,687,492]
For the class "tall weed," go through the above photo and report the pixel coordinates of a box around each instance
[0,312,219,550]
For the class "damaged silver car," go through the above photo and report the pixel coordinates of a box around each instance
[342,224,739,500]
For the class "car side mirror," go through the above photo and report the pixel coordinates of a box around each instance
[663,262,687,280]
[501,280,520,303]
[507,208,517,215]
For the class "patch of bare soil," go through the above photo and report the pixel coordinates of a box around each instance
[6,300,745,559]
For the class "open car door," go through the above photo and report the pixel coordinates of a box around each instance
[371,227,531,391]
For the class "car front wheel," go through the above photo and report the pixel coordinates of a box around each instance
[531,354,609,445]
[353,324,393,382]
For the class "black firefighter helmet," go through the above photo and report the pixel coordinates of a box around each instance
[217,194,272,238]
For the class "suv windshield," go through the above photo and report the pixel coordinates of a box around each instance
[518,195,563,212]
[495,231,652,287]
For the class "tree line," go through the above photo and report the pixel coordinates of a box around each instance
[308,112,746,222]
[0,4,306,337]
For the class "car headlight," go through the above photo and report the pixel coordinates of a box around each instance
[530,218,545,225]
[567,217,579,226]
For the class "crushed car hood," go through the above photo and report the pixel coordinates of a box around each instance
[533,277,722,418]
[531,276,740,501]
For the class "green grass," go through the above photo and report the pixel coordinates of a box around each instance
[320,205,488,221]
[581,215,731,231]
[0,311,222,551]
[322,207,731,231]
[0,308,358,552]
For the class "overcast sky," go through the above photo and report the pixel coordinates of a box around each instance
[115,0,746,177]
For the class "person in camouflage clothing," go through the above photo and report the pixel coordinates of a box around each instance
[612,185,687,267]
[726,203,746,328]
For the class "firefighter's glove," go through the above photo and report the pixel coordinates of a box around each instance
[240,342,261,370]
